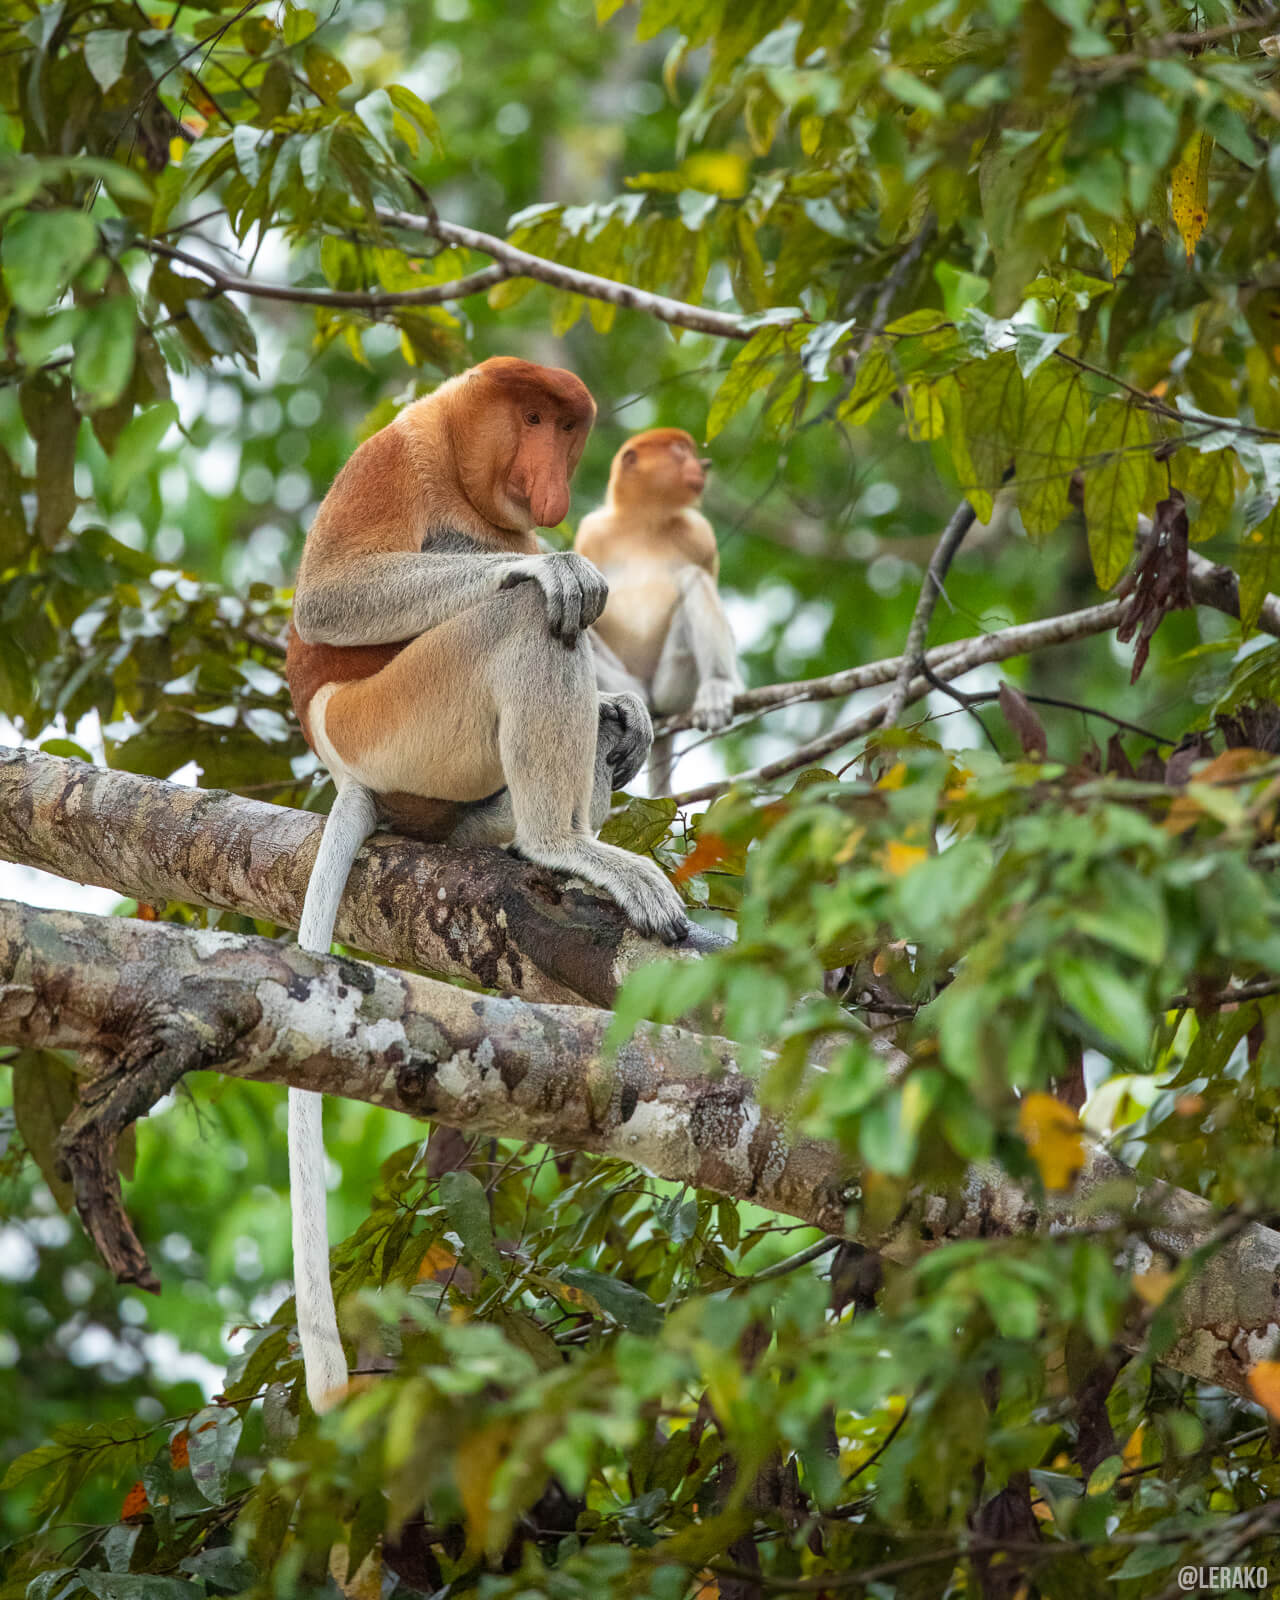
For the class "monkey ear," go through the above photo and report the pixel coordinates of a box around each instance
[622,449,638,467]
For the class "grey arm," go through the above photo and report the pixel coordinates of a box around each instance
[293,549,607,648]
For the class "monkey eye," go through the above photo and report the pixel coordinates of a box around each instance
[524,410,541,426]
[561,420,576,432]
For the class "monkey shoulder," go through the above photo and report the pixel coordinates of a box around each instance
[674,509,720,573]
[308,424,427,558]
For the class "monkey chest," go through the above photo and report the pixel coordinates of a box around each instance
[594,565,681,680]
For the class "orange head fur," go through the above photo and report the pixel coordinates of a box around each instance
[443,357,596,531]
[606,428,710,513]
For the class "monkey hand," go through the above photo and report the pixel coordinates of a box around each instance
[499,552,608,647]
[690,678,737,732]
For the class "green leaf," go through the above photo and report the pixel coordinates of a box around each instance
[1016,361,1086,539]
[440,1169,505,1277]
[559,1268,663,1333]
[185,1406,242,1507]
[707,324,788,438]
[1082,398,1153,588]
[18,372,79,545]
[600,794,677,852]
[387,84,445,157]
[0,442,28,565]
[1172,447,1238,544]
[2,209,98,315]
[79,1575,205,1600]
[1052,952,1152,1061]
[72,295,137,412]
[83,30,129,92]
[1239,499,1280,636]
[108,401,178,501]
[304,42,351,102]
[12,1051,77,1211]
[956,350,1023,501]
[186,295,258,373]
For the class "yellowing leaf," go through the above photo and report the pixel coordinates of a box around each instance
[1121,1425,1146,1469]
[1238,500,1280,635]
[1171,133,1212,264]
[415,1242,458,1281]
[1101,212,1136,279]
[456,1425,513,1555]
[1132,1268,1175,1306]
[1082,398,1154,589]
[881,840,928,876]
[1248,1360,1280,1419]
[1016,363,1088,541]
[1017,1092,1084,1190]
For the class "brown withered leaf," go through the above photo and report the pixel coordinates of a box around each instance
[997,683,1048,759]
[1116,493,1191,682]
[1105,731,1137,778]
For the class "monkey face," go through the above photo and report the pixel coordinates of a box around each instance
[614,428,710,509]
[459,358,596,531]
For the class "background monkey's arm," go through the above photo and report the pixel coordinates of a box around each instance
[293,547,607,649]
[678,565,743,728]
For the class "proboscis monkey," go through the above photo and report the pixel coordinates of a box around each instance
[283,358,688,1412]
[575,429,742,794]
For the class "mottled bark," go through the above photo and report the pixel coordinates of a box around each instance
[0,747,724,1008]
[2,897,1280,1398]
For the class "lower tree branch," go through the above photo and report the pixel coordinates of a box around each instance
[2,898,1279,1398]
[0,748,724,1009]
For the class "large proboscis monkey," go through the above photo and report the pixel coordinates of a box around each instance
[575,429,742,795]
[283,358,689,1412]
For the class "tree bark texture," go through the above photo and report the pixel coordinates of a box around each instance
[0,747,723,1008]
[2,897,1279,1400]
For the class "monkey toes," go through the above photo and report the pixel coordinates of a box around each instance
[599,692,652,788]
[691,678,737,732]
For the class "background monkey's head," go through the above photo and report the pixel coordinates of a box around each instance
[452,357,596,532]
[607,428,711,513]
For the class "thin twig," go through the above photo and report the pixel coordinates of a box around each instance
[855,214,937,360]
[375,205,777,341]
[655,597,1132,737]
[880,500,979,729]
[1168,976,1280,1011]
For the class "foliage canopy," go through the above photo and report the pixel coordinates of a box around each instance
[3,0,1280,1593]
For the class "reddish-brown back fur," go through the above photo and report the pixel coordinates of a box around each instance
[285,634,406,749]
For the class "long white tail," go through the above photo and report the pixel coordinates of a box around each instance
[290,782,378,1413]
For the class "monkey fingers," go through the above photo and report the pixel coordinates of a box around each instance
[499,551,608,647]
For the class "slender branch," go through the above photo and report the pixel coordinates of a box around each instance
[147,239,507,312]
[375,205,771,341]
[1168,976,1280,1010]
[882,499,979,729]
[855,214,937,360]
[666,599,1134,803]
[655,597,1133,737]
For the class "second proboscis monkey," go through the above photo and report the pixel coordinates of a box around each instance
[575,429,742,794]
[283,358,689,1413]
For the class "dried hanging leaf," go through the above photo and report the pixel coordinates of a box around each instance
[998,683,1048,759]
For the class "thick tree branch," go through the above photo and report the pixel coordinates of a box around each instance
[0,748,723,1009]
[3,898,1280,1399]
